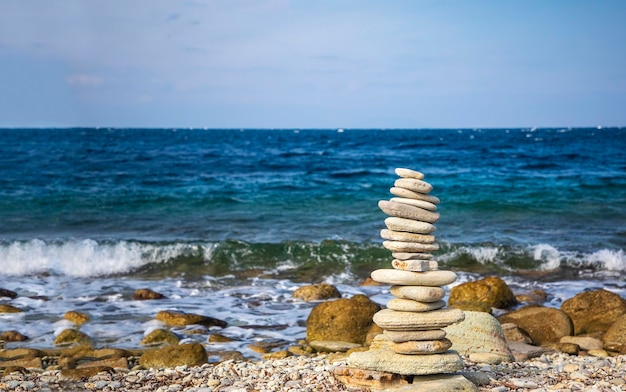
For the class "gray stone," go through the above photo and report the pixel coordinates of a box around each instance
[373,308,465,331]
[380,229,436,244]
[383,241,439,253]
[392,252,434,260]
[407,374,478,392]
[387,299,446,312]
[385,217,436,234]
[390,286,445,302]
[371,269,457,287]
[348,349,463,376]
[383,329,447,343]
[395,168,425,179]
[390,187,441,204]
[390,338,452,355]
[389,197,437,211]
[378,200,440,224]
[392,259,439,272]
[443,311,514,363]
[507,341,548,361]
[394,178,433,194]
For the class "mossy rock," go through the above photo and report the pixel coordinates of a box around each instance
[306,294,380,345]
[132,288,166,300]
[141,329,180,346]
[449,276,517,309]
[139,343,208,368]
[0,304,23,313]
[155,310,227,328]
[63,311,90,325]
[53,329,91,347]
[293,284,341,301]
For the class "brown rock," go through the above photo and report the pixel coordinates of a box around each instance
[603,313,626,353]
[248,339,289,354]
[53,329,91,346]
[140,329,180,346]
[515,289,548,304]
[306,294,380,345]
[507,341,549,361]
[500,322,532,344]
[60,366,113,380]
[1,330,28,342]
[0,288,18,299]
[292,284,341,301]
[0,348,44,360]
[139,343,208,368]
[76,357,128,369]
[557,342,580,355]
[561,289,626,335]
[0,304,23,313]
[208,333,236,343]
[0,357,42,369]
[449,276,517,309]
[449,301,492,313]
[155,310,227,328]
[497,305,573,346]
[132,288,166,300]
[63,310,90,325]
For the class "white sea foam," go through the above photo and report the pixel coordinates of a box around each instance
[533,244,562,270]
[0,239,216,277]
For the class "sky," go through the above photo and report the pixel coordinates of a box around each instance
[1,0,625,129]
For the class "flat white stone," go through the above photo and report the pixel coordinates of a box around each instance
[379,200,440,223]
[380,229,436,244]
[390,187,440,204]
[390,197,437,211]
[392,252,434,260]
[390,338,452,355]
[383,329,447,343]
[383,241,439,253]
[371,269,457,286]
[348,349,463,375]
[385,217,436,234]
[410,374,479,391]
[394,178,433,194]
[373,308,465,331]
[392,259,439,272]
[395,168,425,179]
[390,285,445,302]
[387,299,446,312]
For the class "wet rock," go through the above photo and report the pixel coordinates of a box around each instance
[561,289,626,335]
[497,305,573,345]
[208,333,236,343]
[140,329,180,346]
[206,350,246,363]
[63,310,90,325]
[155,310,227,328]
[248,339,289,354]
[139,343,208,368]
[515,289,548,304]
[132,288,166,300]
[1,330,28,341]
[0,304,23,313]
[0,288,18,299]
[449,276,517,310]
[603,313,626,353]
[53,329,91,346]
[292,283,341,301]
[306,294,380,344]
[444,310,514,362]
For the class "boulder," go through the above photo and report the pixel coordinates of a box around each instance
[292,284,341,301]
[140,329,180,346]
[139,343,208,368]
[561,289,626,335]
[155,310,227,328]
[53,329,91,346]
[443,310,514,362]
[603,313,626,354]
[449,276,517,309]
[500,323,532,344]
[133,288,166,300]
[63,310,90,325]
[306,294,380,344]
[497,305,573,346]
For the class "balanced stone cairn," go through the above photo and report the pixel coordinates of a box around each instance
[342,168,470,389]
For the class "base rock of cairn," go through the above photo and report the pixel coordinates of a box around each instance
[340,168,475,391]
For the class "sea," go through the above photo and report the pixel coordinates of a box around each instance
[0,127,624,358]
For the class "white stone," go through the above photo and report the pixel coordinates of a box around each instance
[394,178,433,194]
[390,285,445,302]
[348,349,463,376]
[395,168,425,179]
[390,187,440,204]
[378,200,440,223]
[383,329,447,343]
[392,259,439,272]
[380,229,436,244]
[373,308,465,331]
[390,197,438,211]
[371,269,456,286]
[384,217,436,234]
[387,299,446,312]
[383,241,439,253]
[392,252,434,260]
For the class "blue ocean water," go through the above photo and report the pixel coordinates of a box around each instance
[0,128,624,352]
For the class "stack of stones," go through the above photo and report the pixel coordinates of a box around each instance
[348,168,467,382]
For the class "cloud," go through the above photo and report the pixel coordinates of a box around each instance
[66,74,103,87]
